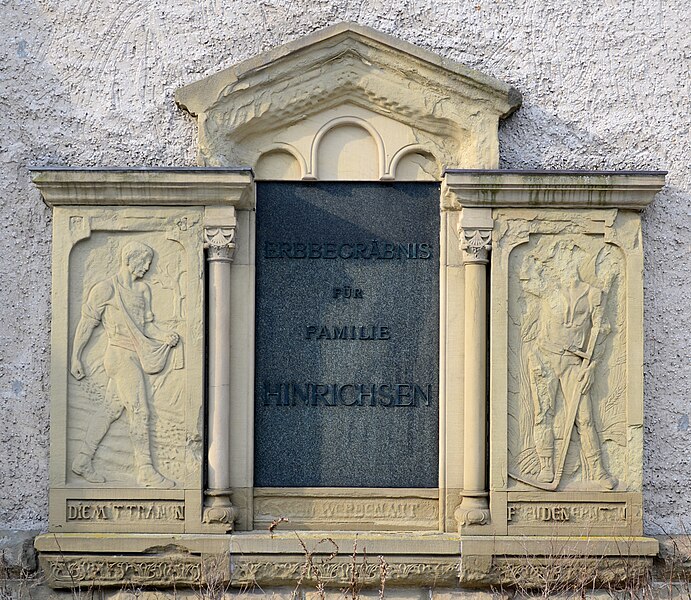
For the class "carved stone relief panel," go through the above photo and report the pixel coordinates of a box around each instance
[507,234,626,492]
[50,206,205,532]
[490,208,645,535]
[68,234,191,488]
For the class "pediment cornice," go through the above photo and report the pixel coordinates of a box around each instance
[176,23,522,177]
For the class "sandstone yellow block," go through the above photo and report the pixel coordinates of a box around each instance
[176,23,520,177]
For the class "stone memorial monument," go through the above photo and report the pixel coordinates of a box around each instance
[31,23,666,591]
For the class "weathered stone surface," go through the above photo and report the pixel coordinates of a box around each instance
[228,591,298,600]
[432,593,508,600]
[653,534,691,582]
[305,591,428,600]
[230,557,459,588]
[5,581,691,600]
[494,556,652,590]
[0,530,39,575]
[40,553,204,588]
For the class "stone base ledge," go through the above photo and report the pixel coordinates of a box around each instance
[8,582,691,600]
[35,532,660,556]
[35,533,659,589]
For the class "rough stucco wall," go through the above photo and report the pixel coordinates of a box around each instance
[0,1,688,533]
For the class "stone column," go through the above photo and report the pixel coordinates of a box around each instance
[454,209,493,530]
[202,217,237,528]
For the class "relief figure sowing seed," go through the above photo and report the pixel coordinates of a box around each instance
[70,242,180,488]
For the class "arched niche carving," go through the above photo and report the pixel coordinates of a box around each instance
[313,118,383,180]
[176,23,520,179]
[391,147,440,181]
[255,147,303,180]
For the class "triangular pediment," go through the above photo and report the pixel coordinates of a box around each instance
[176,23,521,179]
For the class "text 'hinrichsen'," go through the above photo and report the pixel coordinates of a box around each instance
[264,240,432,260]
[261,383,434,407]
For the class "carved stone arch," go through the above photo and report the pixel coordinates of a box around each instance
[310,116,386,180]
[389,145,440,181]
[175,22,521,179]
[255,143,306,180]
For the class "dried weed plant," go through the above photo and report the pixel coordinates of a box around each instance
[287,533,388,600]
[0,551,32,600]
[493,535,659,600]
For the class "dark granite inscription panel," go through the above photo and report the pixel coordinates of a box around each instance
[255,183,439,488]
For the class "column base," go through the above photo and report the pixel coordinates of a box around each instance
[202,489,236,531]
[455,495,491,531]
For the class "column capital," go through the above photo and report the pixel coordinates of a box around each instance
[204,225,236,262]
[457,207,493,265]
[459,227,492,264]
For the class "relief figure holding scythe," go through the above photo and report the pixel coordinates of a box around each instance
[70,242,182,488]
[511,241,617,491]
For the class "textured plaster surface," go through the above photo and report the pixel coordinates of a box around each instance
[0,1,688,533]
